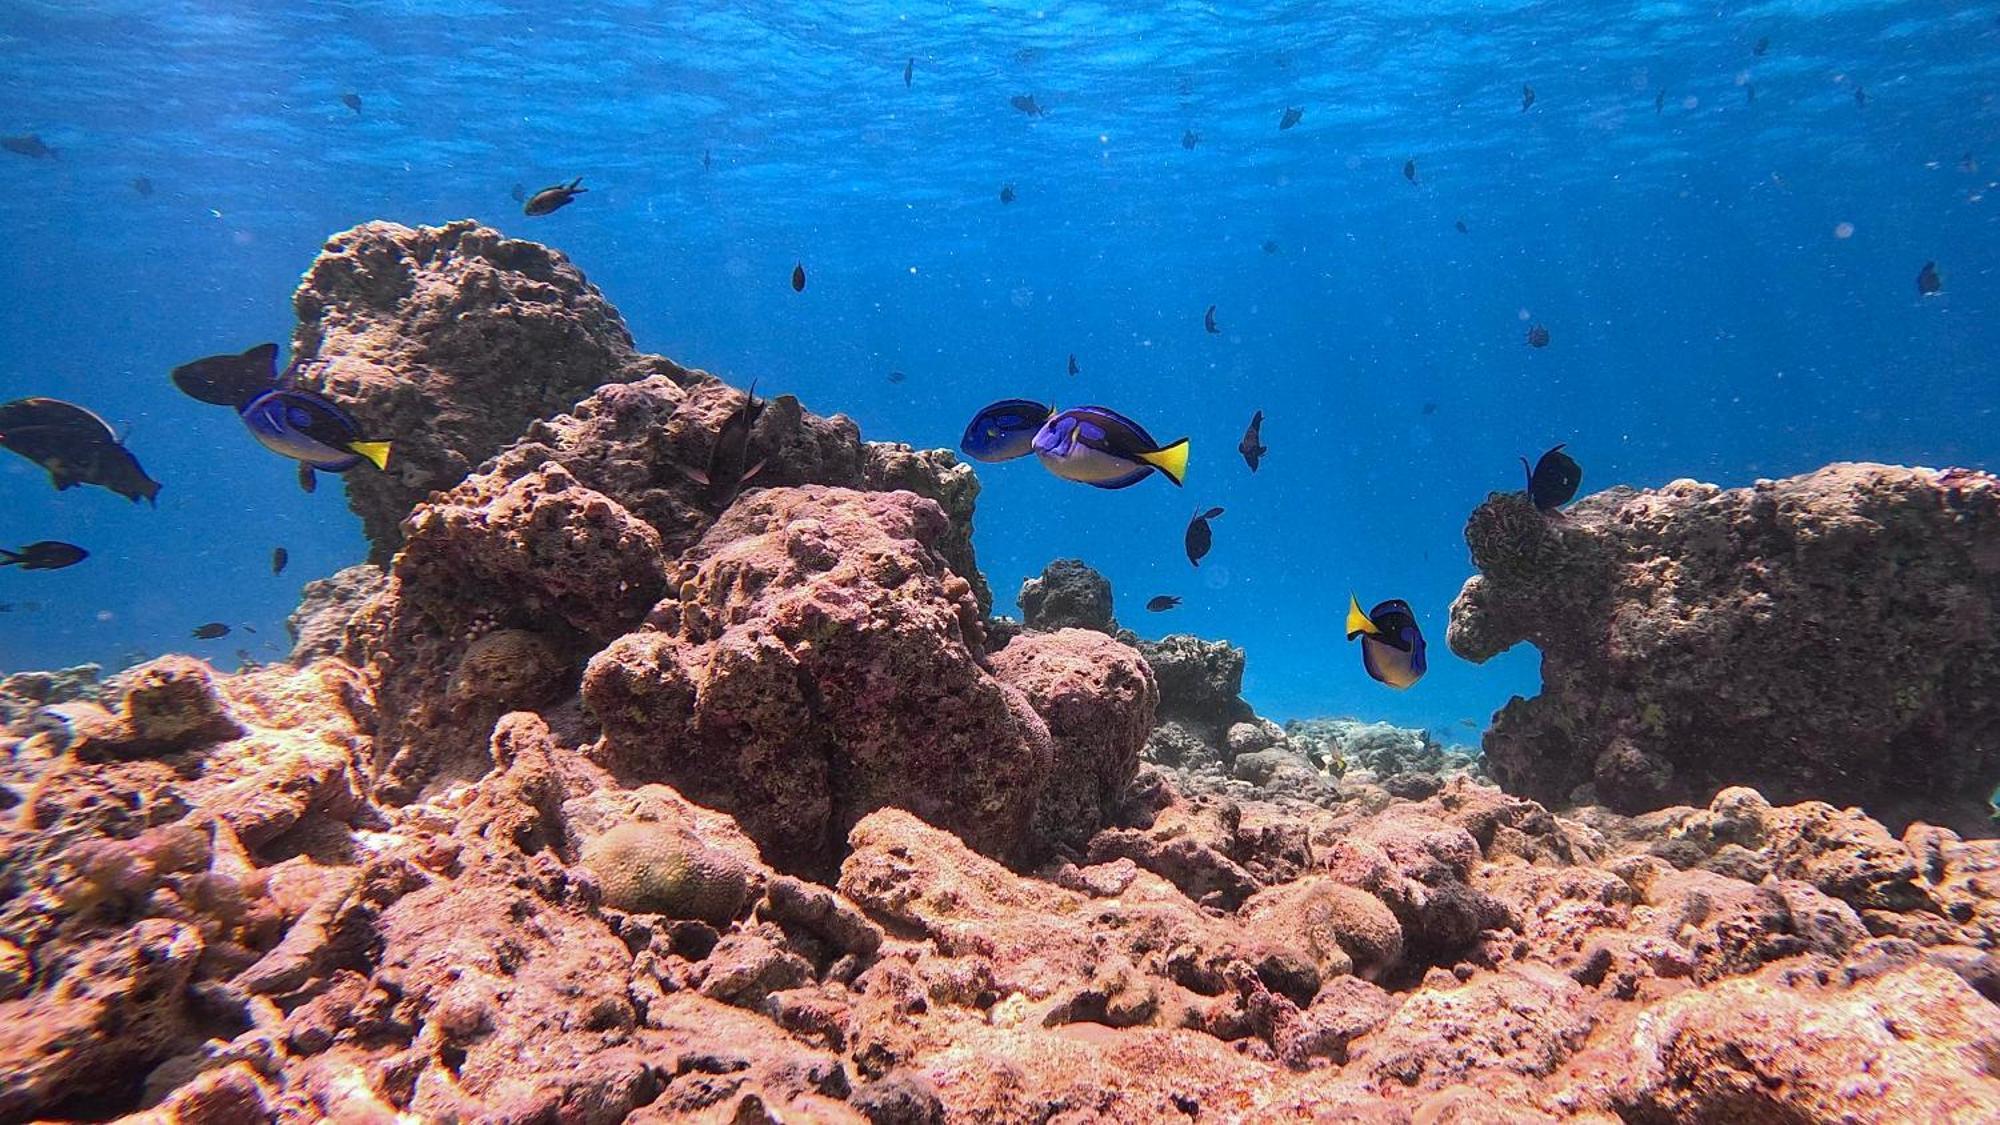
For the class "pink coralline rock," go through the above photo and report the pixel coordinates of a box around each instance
[1584,962,2000,1121]
[985,628,1157,854]
[584,486,1143,875]
[1355,963,1599,1092]
[288,219,651,557]
[1449,464,2000,830]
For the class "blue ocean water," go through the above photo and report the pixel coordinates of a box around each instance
[1,1,1996,736]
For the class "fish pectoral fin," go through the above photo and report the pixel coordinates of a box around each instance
[1138,438,1190,486]
[1345,595,1380,640]
[679,464,712,486]
[346,441,392,471]
[739,458,770,485]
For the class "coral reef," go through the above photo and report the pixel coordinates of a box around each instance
[1016,557,1116,634]
[1450,463,2000,830]
[7,229,1998,1122]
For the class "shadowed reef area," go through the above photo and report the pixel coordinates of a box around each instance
[3,222,1998,1123]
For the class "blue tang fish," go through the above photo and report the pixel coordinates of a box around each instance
[1347,595,1427,689]
[960,399,1053,463]
[1031,405,1188,489]
[240,388,391,473]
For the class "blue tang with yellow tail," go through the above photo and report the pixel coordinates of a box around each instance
[1346,594,1427,689]
[1031,405,1189,489]
[239,388,391,474]
[960,399,1053,463]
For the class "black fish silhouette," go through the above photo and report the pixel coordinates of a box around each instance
[1918,261,1942,296]
[1522,444,1582,511]
[791,262,806,292]
[172,342,280,409]
[1185,506,1224,567]
[192,622,230,640]
[1279,106,1302,130]
[0,397,160,504]
[272,546,289,576]
[1521,84,1535,112]
[1754,36,1769,56]
[0,541,87,571]
[523,177,585,216]
[904,58,913,87]
[1261,240,1279,254]
[298,462,318,493]
[1855,85,1867,109]
[1526,324,1551,348]
[2,134,55,159]
[1403,159,1418,184]
[1455,219,1468,233]
[686,381,768,511]
[1182,130,1199,149]
[1067,353,1079,377]
[1655,89,1666,114]
[1204,305,1219,334]
[341,92,362,114]
[1238,411,1267,472]
[1000,184,1016,204]
[1011,94,1044,116]
[1146,596,1181,612]
[131,176,154,197]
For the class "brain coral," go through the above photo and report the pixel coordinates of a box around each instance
[581,821,756,924]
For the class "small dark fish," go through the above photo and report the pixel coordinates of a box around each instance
[172,342,280,409]
[1403,159,1418,184]
[1745,83,1756,105]
[1918,261,1942,296]
[1238,411,1266,472]
[1455,219,1468,233]
[1000,184,1016,204]
[0,541,87,571]
[1421,402,1438,416]
[340,92,362,114]
[1146,596,1181,612]
[2,134,55,159]
[1526,323,1551,348]
[1855,85,1867,109]
[1261,240,1279,254]
[523,177,586,216]
[1184,506,1223,567]
[791,262,806,292]
[1754,36,1769,56]
[192,623,230,640]
[1521,84,1535,112]
[904,58,913,88]
[0,397,161,504]
[1523,444,1582,510]
[1346,595,1427,689]
[271,547,289,576]
[1182,129,1199,149]
[687,380,768,510]
[1279,106,1302,130]
[887,370,907,384]
[1067,353,1079,377]
[298,462,317,493]
[510,182,526,202]
[240,389,390,473]
[1204,305,1219,334]
[1655,89,1666,114]
[1959,153,1978,174]
[961,399,1052,463]
[702,148,711,171]
[1011,94,1044,117]
[131,176,153,197]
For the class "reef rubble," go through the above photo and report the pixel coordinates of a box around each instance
[2,226,1998,1123]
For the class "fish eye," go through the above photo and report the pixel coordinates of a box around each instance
[986,427,1002,439]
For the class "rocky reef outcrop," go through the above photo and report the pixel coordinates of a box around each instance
[1450,463,2000,831]
[7,227,2000,1122]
